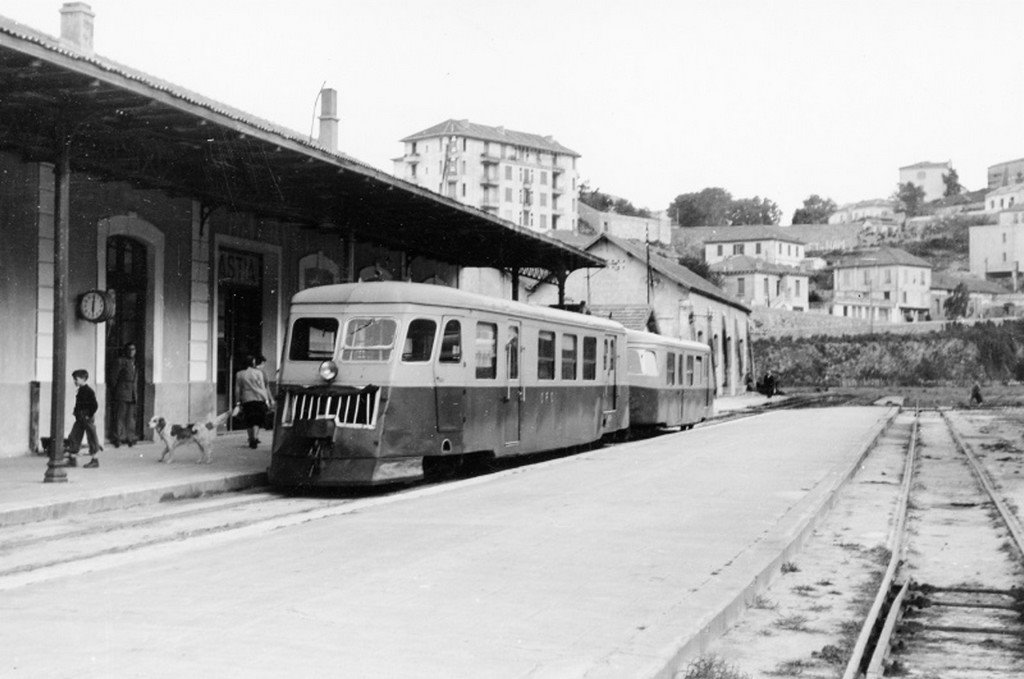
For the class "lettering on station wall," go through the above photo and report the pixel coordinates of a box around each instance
[218,249,262,288]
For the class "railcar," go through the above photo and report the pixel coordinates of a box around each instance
[268,282,629,487]
[625,329,713,430]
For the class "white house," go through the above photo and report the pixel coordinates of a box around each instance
[831,247,933,323]
[702,225,806,267]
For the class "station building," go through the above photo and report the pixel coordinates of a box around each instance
[0,5,600,458]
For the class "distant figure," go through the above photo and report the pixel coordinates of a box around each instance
[111,342,139,447]
[65,369,102,468]
[235,354,275,449]
[970,380,984,406]
[760,370,778,398]
[744,372,755,392]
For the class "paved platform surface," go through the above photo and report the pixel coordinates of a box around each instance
[3,406,893,678]
[0,433,271,528]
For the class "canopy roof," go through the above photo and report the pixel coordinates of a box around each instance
[0,13,602,275]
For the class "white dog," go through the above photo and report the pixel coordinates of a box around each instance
[149,410,232,464]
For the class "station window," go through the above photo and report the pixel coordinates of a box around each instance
[562,334,578,380]
[475,323,497,379]
[288,317,338,361]
[582,337,597,380]
[667,353,676,385]
[686,355,695,386]
[341,317,397,362]
[401,319,437,362]
[439,320,462,363]
[538,330,556,379]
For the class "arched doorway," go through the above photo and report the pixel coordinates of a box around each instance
[217,248,264,427]
[105,235,147,442]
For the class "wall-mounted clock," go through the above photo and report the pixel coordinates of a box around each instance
[77,290,115,323]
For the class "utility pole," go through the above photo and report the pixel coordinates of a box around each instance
[645,226,652,305]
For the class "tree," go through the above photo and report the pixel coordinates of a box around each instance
[791,194,837,224]
[893,182,926,217]
[727,196,781,225]
[942,168,963,197]
[668,187,733,226]
[579,182,651,217]
[943,282,970,319]
[677,255,723,286]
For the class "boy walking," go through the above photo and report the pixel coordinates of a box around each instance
[66,369,102,468]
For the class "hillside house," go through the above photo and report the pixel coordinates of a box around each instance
[702,225,806,267]
[969,205,1024,285]
[709,256,810,312]
[827,199,896,224]
[831,247,933,323]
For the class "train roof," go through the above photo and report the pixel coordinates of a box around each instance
[291,282,624,331]
[625,329,710,353]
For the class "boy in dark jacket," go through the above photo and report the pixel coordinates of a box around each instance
[65,369,102,468]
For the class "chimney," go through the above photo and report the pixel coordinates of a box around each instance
[60,2,95,55]
[317,88,339,153]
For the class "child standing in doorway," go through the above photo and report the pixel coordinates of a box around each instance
[65,369,102,468]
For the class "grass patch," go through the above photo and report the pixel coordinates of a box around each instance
[764,659,811,676]
[680,655,751,679]
[775,614,812,632]
[781,561,800,574]
[751,594,778,610]
[792,584,816,597]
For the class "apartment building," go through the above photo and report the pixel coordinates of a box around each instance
[988,157,1024,190]
[394,119,580,233]
[970,205,1024,282]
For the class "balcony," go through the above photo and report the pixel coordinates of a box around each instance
[480,152,500,165]
[480,200,499,212]
[480,175,499,187]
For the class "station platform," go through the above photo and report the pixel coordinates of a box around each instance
[0,433,270,528]
[0,392,780,529]
[3,405,894,678]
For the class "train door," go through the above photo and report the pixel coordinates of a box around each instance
[603,334,618,412]
[502,322,522,446]
[434,317,464,433]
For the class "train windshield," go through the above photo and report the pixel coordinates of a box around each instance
[289,317,339,361]
[627,348,659,376]
[341,317,397,362]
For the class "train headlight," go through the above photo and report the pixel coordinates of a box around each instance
[318,360,339,382]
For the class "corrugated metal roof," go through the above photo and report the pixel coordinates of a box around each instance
[401,119,580,157]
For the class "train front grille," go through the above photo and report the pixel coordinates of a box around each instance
[280,386,380,429]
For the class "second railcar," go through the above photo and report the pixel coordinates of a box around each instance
[268,282,629,487]
[625,329,713,430]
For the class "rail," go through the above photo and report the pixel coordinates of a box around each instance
[844,409,1024,678]
[841,410,919,679]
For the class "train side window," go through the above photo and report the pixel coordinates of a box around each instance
[475,322,497,379]
[439,320,462,363]
[628,349,658,376]
[538,330,555,380]
[694,356,703,385]
[667,353,676,385]
[582,337,597,380]
[402,319,437,362]
[288,317,338,361]
[678,354,685,385]
[687,355,695,386]
[507,326,520,379]
[561,334,577,380]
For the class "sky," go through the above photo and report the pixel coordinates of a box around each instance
[4,0,1024,224]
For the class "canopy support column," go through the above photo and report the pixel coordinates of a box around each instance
[44,130,72,483]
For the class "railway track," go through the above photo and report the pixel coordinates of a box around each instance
[844,409,1024,678]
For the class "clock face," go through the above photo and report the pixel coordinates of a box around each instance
[79,290,108,322]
